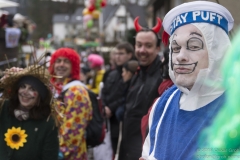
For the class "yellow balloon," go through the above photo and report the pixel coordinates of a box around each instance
[92,10,100,19]
[82,8,90,16]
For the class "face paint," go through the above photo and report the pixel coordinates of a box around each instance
[171,38,202,73]
[18,89,37,99]
[173,62,198,74]
[170,24,208,90]
[186,37,204,51]
[18,84,39,109]
[33,91,38,98]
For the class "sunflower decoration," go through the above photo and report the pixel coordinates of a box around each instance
[4,127,28,150]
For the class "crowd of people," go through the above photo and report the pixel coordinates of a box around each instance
[0,1,239,160]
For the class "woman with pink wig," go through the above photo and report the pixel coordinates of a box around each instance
[87,54,105,95]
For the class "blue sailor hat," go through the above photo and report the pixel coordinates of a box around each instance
[162,1,234,35]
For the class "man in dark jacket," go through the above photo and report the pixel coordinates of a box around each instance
[119,17,163,160]
[101,42,134,156]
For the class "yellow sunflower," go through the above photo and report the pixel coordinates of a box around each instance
[4,127,28,150]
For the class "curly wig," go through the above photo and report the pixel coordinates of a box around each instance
[49,48,80,81]
[87,54,104,68]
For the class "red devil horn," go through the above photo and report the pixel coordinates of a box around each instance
[134,16,142,32]
[152,17,162,33]
[162,31,170,46]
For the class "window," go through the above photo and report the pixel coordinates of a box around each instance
[117,16,126,24]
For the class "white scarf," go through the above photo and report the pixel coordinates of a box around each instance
[14,108,29,121]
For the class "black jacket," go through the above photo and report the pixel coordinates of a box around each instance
[119,56,162,160]
[101,66,128,137]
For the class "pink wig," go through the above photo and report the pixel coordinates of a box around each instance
[87,54,104,68]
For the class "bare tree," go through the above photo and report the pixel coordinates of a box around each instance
[23,0,83,42]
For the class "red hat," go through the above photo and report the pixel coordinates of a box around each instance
[49,48,80,81]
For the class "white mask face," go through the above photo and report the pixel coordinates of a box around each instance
[18,83,39,109]
[170,24,208,90]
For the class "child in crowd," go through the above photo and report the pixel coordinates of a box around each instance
[115,60,138,121]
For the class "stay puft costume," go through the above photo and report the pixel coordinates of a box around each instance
[141,1,234,160]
